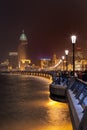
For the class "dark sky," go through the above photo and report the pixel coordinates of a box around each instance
[0,0,87,63]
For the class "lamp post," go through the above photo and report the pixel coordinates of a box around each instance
[62,56,65,71]
[65,50,69,71]
[71,35,76,76]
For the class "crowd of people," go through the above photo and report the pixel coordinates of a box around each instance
[77,70,87,82]
[52,70,87,84]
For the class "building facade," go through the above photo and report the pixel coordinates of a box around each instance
[18,31,31,70]
[8,52,18,70]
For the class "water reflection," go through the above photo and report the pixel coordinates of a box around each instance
[0,75,73,130]
[46,99,72,130]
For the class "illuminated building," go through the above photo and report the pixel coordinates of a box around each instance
[18,30,31,70]
[8,52,18,70]
[40,58,51,69]
[67,47,87,71]
[0,60,9,71]
[75,47,83,70]
[51,54,58,66]
[82,40,87,60]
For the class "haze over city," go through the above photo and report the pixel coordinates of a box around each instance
[0,0,87,63]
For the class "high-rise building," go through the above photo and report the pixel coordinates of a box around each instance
[8,52,18,70]
[18,30,28,62]
[18,30,31,70]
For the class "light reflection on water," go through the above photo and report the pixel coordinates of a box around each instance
[0,75,73,130]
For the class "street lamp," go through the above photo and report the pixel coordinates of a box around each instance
[62,56,65,71]
[71,35,76,76]
[65,50,69,71]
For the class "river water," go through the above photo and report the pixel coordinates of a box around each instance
[0,74,73,130]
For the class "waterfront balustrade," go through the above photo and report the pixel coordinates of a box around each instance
[49,73,87,130]
[67,78,87,130]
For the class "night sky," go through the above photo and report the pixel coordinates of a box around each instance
[0,0,87,63]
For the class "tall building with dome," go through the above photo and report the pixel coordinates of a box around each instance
[18,30,31,70]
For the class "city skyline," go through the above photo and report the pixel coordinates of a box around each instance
[0,0,87,63]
